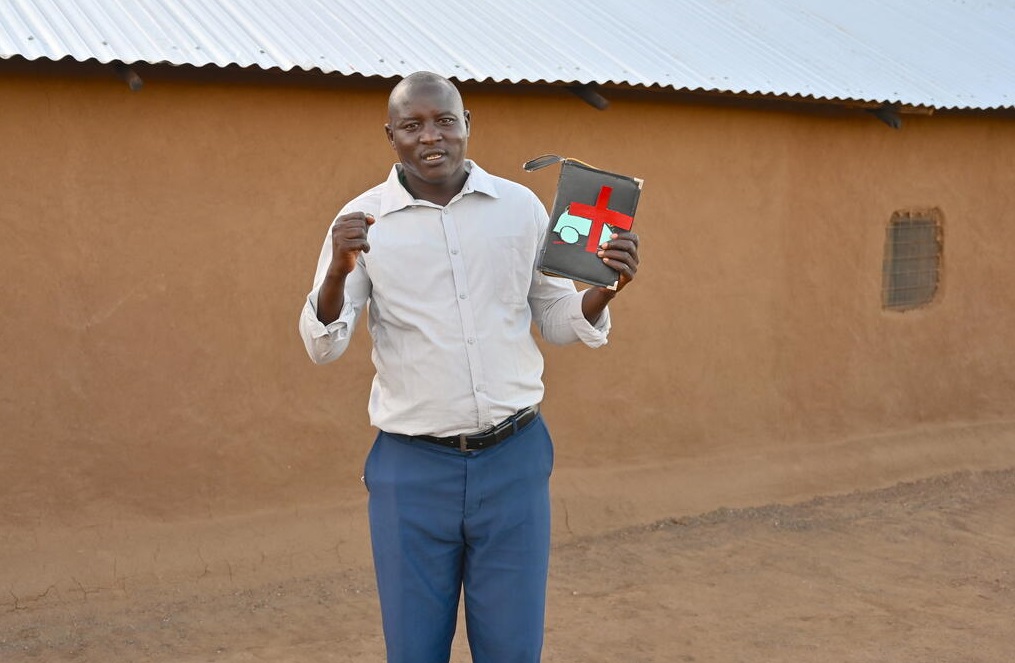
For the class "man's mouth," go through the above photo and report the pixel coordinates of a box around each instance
[422,151,446,163]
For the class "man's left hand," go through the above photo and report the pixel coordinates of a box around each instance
[597,230,640,293]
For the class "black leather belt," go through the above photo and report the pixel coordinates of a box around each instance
[417,405,540,452]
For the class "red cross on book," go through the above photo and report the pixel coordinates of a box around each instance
[569,185,636,253]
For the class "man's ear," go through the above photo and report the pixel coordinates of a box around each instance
[384,123,394,147]
[463,110,471,136]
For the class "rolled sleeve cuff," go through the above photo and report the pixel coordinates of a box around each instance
[303,291,352,338]
[569,293,611,348]
[300,289,356,363]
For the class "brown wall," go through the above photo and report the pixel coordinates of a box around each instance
[3,61,1015,598]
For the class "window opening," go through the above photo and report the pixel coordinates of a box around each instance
[882,209,942,311]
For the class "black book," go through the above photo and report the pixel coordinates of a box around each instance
[523,155,643,289]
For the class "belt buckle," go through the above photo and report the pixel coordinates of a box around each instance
[457,407,533,453]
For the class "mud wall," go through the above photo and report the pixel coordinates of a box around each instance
[3,60,1015,598]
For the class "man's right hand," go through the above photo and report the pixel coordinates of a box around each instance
[329,212,376,276]
[317,212,375,325]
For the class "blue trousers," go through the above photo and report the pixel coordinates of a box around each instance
[364,414,553,663]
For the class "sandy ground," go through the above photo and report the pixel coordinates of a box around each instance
[2,468,1014,663]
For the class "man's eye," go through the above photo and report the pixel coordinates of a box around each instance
[437,118,455,125]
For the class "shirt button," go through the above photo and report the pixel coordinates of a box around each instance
[450,248,459,255]
[459,293,468,299]
[467,337,476,344]
[475,385,485,393]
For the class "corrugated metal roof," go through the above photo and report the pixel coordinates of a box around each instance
[1,0,1013,110]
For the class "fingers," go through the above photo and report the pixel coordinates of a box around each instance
[327,212,375,276]
[335,211,375,233]
[332,212,375,254]
[596,231,640,282]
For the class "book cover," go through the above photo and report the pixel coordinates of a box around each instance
[524,155,643,289]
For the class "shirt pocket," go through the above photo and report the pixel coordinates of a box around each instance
[487,235,535,307]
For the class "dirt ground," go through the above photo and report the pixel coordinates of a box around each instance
[2,468,1013,663]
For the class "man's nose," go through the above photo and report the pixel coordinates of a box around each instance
[419,122,442,143]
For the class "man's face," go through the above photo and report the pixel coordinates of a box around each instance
[385,83,471,197]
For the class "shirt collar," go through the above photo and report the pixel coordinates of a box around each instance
[378,159,500,216]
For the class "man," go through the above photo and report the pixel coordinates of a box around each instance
[299,71,640,663]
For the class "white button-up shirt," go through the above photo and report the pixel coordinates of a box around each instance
[299,161,610,437]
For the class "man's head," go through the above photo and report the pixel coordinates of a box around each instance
[385,72,471,204]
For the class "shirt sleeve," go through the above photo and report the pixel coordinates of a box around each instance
[298,221,372,364]
[529,276,611,347]
[526,195,611,348]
